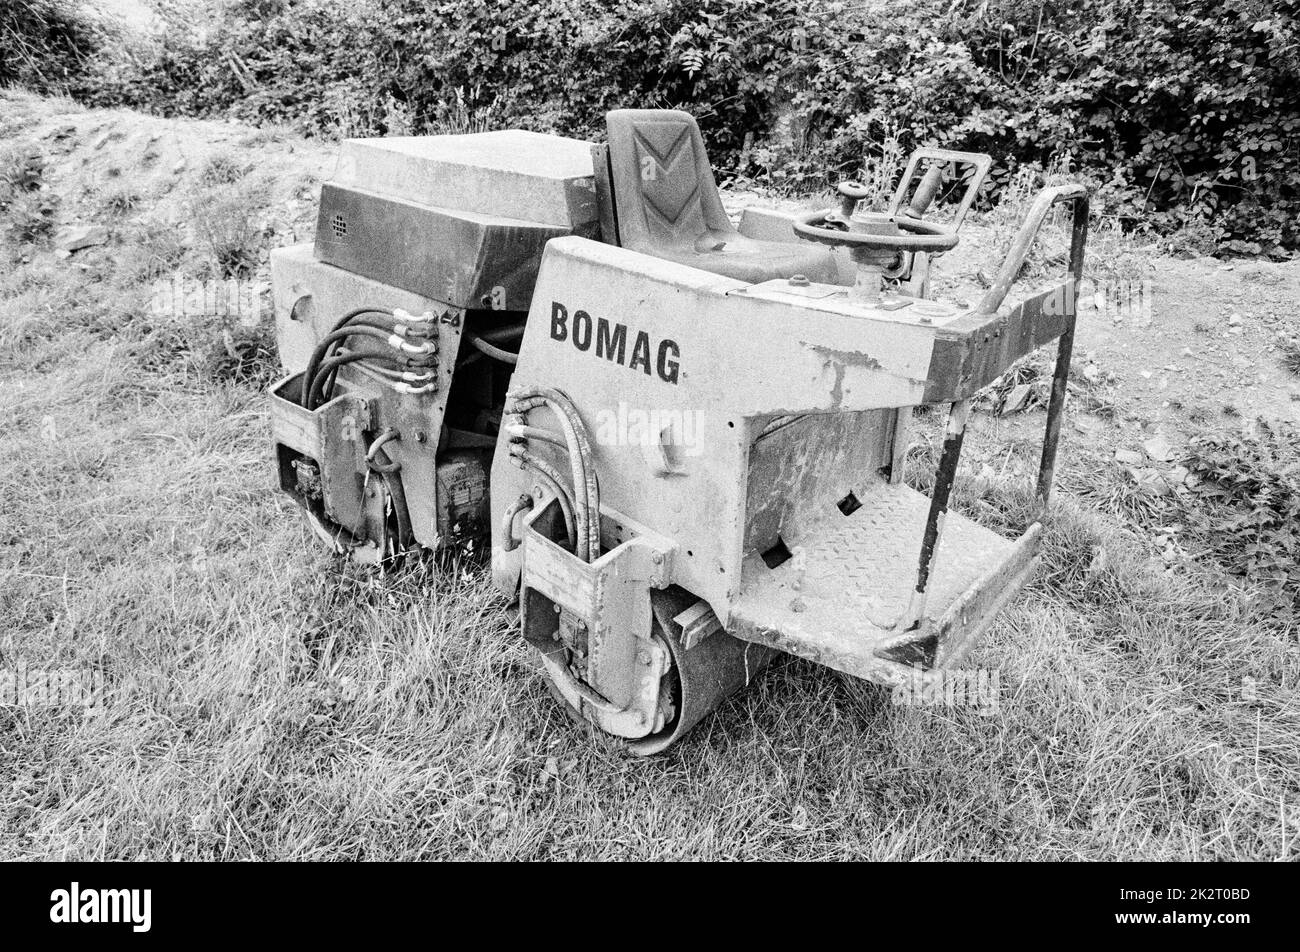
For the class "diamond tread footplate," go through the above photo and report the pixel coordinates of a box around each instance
[729,483,1030,683]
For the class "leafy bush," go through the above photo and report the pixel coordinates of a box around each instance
[947,0,1300,255]
[0,0,107,91]
[1184,420,1300,612]
[78,0,1300,253]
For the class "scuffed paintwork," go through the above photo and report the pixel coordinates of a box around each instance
[800,342,887,408]
[492,181,1087,694]
[801,342,886,372]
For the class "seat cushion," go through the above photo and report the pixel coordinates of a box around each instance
[604,109,839,285]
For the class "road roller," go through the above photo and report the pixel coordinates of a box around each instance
[268,109,1088,753]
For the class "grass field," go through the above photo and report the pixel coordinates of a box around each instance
[1,91,1297,860]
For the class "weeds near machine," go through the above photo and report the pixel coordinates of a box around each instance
[187,179,270,279]
[1280,339,1300,376]
[120,217,188,284]
[198,151,252,188]
[98,185,143,218]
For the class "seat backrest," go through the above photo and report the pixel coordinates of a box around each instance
[602,109,734,255]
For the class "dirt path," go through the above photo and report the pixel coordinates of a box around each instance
[1076,257,1300,431]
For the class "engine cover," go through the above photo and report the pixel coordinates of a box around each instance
[314,131,600,309]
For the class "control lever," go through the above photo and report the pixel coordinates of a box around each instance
[904,165,944,219]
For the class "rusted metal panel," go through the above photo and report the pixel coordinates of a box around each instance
[267,374,373,537]
[315,392,373,535]
[314,185,569,309]
[743,410,894,557]
[922,282,1073,402]
[522,529,598,619]
[268,374,323,460]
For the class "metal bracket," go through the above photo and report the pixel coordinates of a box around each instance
[520,514,675,711]
[673,600,723,650]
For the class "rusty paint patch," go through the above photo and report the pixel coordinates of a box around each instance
[801,342,886,372]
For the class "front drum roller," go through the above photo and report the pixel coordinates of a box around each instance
[540,586,778,755]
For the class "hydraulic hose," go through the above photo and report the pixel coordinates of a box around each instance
[365,430,412,551]
[508,395,590,555]
[301,308,394,406]
[509,446,580,558]
[366,428,402,467]
[308,351,398,408]
[506,387,599,563]
[468,335,519,365]
[302,311,437,410]
[504,419,568,452]
[499,494,534,553]
[308,351,435,410]
[475,323,525,343]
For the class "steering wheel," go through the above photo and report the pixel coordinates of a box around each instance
[794,182,958,253]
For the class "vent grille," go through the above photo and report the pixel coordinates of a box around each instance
[330,214,348,239]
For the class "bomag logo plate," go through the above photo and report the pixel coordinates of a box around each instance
[549,302,680,385]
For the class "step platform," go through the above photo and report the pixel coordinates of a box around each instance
[728,483,1041,683]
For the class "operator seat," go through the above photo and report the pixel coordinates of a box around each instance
[600,109,838,284]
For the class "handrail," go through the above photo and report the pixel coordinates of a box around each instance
[974,183,1089,317]
[888,183,1090,640]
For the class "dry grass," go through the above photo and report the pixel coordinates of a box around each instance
[0,91,1297,860]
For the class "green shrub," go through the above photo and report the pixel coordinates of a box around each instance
[1184,420,1300,614]
[947,0,1300,255]
[79,0,1300,254]
[0,0,107,91]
